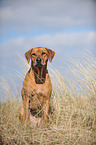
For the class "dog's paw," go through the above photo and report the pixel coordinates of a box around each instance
[30,113,41,126]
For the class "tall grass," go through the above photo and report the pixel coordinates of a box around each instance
[0,55,96,145]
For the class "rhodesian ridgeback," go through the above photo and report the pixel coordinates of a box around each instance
[19,47,55,125]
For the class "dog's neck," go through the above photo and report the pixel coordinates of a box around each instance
[31,63,48,84]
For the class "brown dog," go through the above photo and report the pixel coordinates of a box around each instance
[19,47,55,124]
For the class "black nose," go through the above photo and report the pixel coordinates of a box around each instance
[36,57,41,63]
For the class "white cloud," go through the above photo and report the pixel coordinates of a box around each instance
[0,31,96,57]
[0,0,96,33]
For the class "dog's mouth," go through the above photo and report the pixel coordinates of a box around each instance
[34,63,43,67]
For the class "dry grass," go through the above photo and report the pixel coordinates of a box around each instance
[0,55,96,145]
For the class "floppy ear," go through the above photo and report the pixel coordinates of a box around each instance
[25,48,33,63]
[46,48,55,62]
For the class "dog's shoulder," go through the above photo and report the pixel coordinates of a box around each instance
[23,68,32,84]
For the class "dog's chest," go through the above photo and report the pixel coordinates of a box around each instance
[36,89,44,94]
[29,89,44,110]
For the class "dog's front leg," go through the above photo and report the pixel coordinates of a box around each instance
[19,95,29,122]
[23,95,30,122]
[19,88,30,122]
[43,98,49,124]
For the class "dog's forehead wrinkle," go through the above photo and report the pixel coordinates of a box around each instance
[32,47,47,54]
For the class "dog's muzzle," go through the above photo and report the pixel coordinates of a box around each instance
[34,57,43,67]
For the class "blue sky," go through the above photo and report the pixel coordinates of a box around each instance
[0,0,96,77]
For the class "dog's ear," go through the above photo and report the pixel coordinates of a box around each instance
[25,48,33,63]
[46,48,55,62]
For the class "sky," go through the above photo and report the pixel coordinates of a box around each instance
[0,0,96,78]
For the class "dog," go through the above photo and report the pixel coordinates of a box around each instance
[19,47,55,125]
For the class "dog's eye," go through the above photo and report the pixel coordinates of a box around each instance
[32,53,36,56]
[42,52,46,55]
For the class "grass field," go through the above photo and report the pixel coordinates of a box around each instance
[0,55,96,145]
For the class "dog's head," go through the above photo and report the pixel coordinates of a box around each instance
[25,47,55,67]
